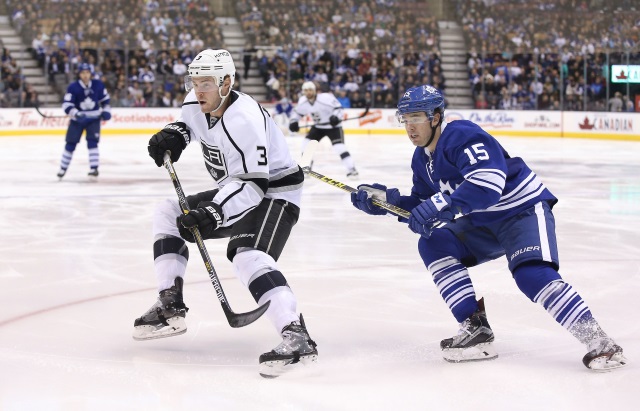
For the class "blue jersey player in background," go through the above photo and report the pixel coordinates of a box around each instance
[273,96,293,135]
[350,84,627,371]
[57,63,111,180]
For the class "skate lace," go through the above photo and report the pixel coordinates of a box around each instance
[449,318,474,345]
[587,337,616,355]
[272,324,316,355]
[457,318,473,336]
[272,330,301,354]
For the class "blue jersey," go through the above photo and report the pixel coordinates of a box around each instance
[398,120,557,225]
[275,101,293,116]
[62,79,111,120]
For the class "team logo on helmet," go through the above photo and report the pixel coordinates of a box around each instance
[186,49,236,90]
[423,85,438,94]
[396,84,444,119]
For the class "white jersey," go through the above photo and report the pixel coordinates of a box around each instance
[178,90,304,226]
[290,92,344,129]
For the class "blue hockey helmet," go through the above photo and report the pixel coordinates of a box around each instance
[396,84,444,121]
[78,62,93,74]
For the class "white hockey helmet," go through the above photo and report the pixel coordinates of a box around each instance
[301,81,316,92]
[186,49,236,90]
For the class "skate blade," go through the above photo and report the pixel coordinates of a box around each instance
[132,317,187,341]
[259,353,318,379]
[587,353,628,372]
[442,342,498,363]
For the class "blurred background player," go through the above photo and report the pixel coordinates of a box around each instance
[289,81,358,178]
[57,63,111,179]
[350,85,627,372]
[136,49,317,378]
[273,96,293,135]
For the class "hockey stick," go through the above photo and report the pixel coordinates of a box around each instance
[298,140,411,218]
[299,142,410,218]
[34,105,68,119]
[35,105,101,120]
[302,167,411,219]
[312,106,370,126]
[163,152,270,328]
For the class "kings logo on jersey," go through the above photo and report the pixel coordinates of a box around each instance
[200,141,228,182]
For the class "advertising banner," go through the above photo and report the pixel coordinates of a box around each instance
[611,65,640,84]
[563,111,638,140]
[0,107,637,141]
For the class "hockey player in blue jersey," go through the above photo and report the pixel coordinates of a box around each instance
[350,84,627,371]
[57,63,111,179]
[275,97,293,117]
[273,96,293,135]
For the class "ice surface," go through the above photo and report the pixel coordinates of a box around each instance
[0,133,638,410]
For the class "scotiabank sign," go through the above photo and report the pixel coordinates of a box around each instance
[611,65,640,83]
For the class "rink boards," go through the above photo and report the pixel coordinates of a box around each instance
[0,107,638,141]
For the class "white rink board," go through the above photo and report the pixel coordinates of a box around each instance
[1,107,638,141]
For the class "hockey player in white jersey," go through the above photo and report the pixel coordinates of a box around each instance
[289,81,359,178]
[134,49,317,378]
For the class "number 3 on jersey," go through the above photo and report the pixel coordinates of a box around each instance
[463,143,489,165]
[257,146,267,166]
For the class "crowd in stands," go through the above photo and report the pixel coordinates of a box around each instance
[236,0,444,108]
[4,0,222,108]
[0,45,32,107]
[2,0,444,109]
[458,0,640,111]
[2,0,638,111]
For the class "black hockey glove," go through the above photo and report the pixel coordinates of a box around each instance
[148,122,191,167]
[176,201,224,242]
[329,115,341,127]
[289,121,300,132]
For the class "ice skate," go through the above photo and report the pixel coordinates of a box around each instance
[88,168,99,179]
[582,337,628,372]
[133,277,189,341]
[569,316,628,371]
[346,168,359,179]
[57,168,66,180]
[259,314,318,378]
[440,298,498,362]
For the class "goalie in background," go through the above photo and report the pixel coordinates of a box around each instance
[56,62,111,180]
[289,81,359,179]
[350,84,627,372]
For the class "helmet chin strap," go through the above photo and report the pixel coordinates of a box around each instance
[420,113,443,149]
[421,124,437,148]
[212,86,231,113]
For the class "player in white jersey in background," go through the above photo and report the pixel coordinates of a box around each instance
[133,49,317,378]
[289,81,359,178]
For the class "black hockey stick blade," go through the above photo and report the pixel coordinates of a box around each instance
[313,105,370,126]
[223,300,271,328]
[301,165,411,219]
[34,105,68,119]
[163,152,270,328]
